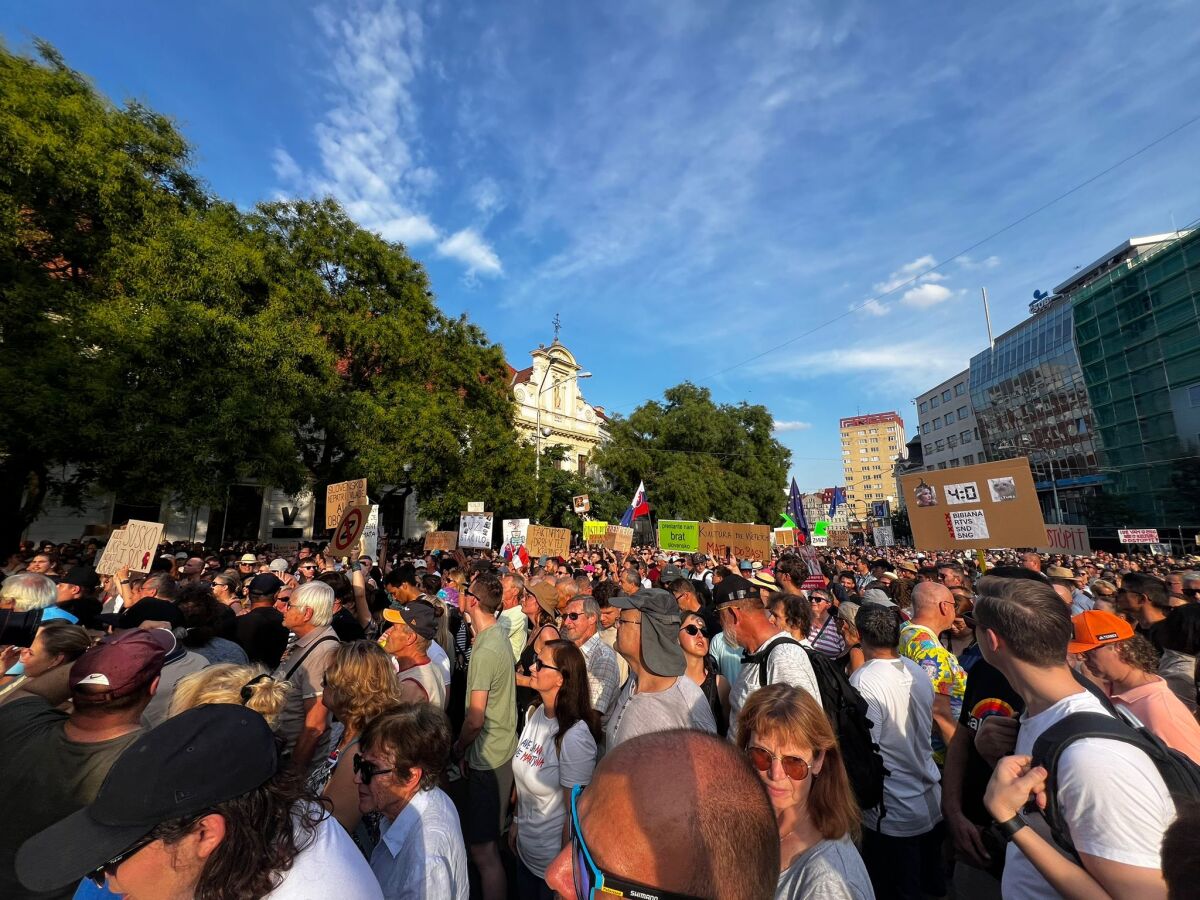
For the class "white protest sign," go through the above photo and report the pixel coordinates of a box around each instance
[1118,528,1159,544]
[873,525,895,547]
[459,512,494,549]
[947,509,990,541]
[467,501,485,513]
[356,505,380,559]
[95,520,165,575]
[502,518,530,549]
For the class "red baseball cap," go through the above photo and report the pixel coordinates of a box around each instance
[1068,610,1134,654]
[69,630,168,703]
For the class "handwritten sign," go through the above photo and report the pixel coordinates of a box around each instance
[827,529,851,548]
[1041,525,1091,555]
[458,513,494,550]
[467,501,485,513]
[902,458,1046,550]
[326,479,368,529]
[658,520,699,553]
[583,521,609,545]
[1118,528,1160,544]
[502,519,530,549]
[773,528,796,547]
[356,505,381,559]
[423,531,458,552]
[698,522,772,562]
[95,520,164,575]
[527,525,571,559]
[603,525,634,554]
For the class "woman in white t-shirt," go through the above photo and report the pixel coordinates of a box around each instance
[736,683,874,900]
[510,639,600,899]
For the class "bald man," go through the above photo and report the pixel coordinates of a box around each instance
[544,730,778,900]
[898,581,966,765]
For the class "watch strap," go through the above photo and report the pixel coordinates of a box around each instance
[994,813,1027,841]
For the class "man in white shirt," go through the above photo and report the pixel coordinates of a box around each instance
[499,572,531,661]
[850,603,944,900]
[975,574,1175,900]
[716,575,819,739]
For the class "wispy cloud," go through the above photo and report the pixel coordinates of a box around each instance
[957,254,1001,270]
[774,420,813,433]
[901,282,954,308]
[438,228,503,276]
[857,298,890,317]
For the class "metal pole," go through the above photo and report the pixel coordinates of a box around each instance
[1047,454,1063,524]
[982,287,995,350]
[534,366,553,482]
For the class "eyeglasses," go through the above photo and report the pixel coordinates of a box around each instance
[532,658,561,672]
[563,612,586,621]
[353,752,395,785]
[568,784,699,900]
[809,595,830,604]
[616,617,641,628]
[746,745,812,781]
[679,624,707,637]
[299,565,317,571]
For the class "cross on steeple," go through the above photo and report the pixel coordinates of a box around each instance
[552,312,562,342]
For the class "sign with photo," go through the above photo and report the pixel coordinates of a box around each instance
[527,524,572,559]
[658,520,700,553]
[458,512,494,550]
[572,494,591,514]
[900,458,1046,550]
[873,525,895,547]
[325,479,368,529]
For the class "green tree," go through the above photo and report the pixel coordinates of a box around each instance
[591,383,791,524]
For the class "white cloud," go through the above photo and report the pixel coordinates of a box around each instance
[747,338,967,393]
[872,254,943,294]
[901,283,953,308]
[272,148,301,183]
[857,298,890,317]
[773,420,813,433]
[957,254,1001,270]
[438,228,503,276]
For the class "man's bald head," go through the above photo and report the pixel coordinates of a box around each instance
[544,730,778,899]
[912,581,955,630]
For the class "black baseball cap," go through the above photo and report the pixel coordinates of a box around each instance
[16,704,278,892]
[247,573,284,596]
[382,599,438,639]
[712,575,757,609]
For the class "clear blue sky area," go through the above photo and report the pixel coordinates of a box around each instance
[5,1,1200,489]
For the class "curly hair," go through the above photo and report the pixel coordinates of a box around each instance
[152,769,326,900]
[169,664,290,729]
[1114,633,1161,674]
[767,591,811,636]
[321,641,404,735]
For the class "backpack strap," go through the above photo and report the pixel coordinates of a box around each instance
[754,636,805,688]
[282,635,341,682]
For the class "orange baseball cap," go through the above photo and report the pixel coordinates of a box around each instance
[1068,610,1134,654]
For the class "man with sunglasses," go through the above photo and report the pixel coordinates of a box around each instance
[559,596,621,727]
[543,729,780,900]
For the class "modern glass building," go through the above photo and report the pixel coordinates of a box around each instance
[969,294,1101,524]
[1072,229,1200,526]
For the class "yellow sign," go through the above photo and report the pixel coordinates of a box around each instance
[583,521,609,545]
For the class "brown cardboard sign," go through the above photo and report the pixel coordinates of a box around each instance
[698,522,772,562]
[773,528,796,547]
[423,531,458,552]
[526,525,572,559]
[900,458,1046,550]
[326,478,368,529]
[603,525,634,553]
[95,520,165,575]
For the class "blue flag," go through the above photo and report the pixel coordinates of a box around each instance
[828,486,846,520]
[788,478,808,537]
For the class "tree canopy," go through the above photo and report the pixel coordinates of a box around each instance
[591,383,791,525]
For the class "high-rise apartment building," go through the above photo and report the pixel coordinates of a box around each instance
[840,412,905,516]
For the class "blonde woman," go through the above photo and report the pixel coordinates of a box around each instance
[168,663,290,727]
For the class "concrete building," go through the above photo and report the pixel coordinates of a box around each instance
[913,370,985,471]
[840,412,904,522]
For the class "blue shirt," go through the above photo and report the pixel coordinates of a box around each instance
[370,787,469,900]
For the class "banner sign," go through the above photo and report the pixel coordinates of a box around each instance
[467,501,485,513]
[658,520,700,553]
[583,521,609,545]
[698,522,772,562]
[423,531,458,552]
[1041,524,1091,555]
[95,520,165,575]
[458,513,494,550]
[527,524,572,559]
[325,479,368,529]
[900,458,1046,550]
[572,495,591,514]
[1118,528,1160,544]
[330,504,370,555]
[603,525,634,553]
[773,528,796,547]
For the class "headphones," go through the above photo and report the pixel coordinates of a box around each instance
[240,674,274,703]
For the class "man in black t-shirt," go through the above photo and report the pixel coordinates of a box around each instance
[232,574,289,670]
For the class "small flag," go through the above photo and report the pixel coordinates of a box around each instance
[619,481,650,528]
[828,486,846,520]
[503,541,530,570]
[788,478,809,538]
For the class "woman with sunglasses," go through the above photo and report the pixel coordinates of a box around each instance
[806,589,846,661]
[680,611,729,737]
[211,573,244,614]
[510,639,600,899]
[737,683,873,900]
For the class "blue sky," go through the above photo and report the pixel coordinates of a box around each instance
[5,1,1200,491]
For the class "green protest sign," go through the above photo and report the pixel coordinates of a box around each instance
[813,520,830,537]
[657,520,699,552]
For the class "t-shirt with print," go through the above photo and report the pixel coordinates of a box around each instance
[956,658,1023,825]
[465,622,518,771]
[605,675,717,749]
[0,698,142,900]
[1003,689,1177,900]
[513,707,598,878]
[898,622,966,765]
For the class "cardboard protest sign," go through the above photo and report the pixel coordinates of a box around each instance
[603,525,633,553]
[1118,528,1159,544]
[658,520,699,553]
[330,504,370,555]
[95,520,165,575]
[1041,524,1091,555]
[527,525,571,559]
[828,529,851,548]
[698,522,772,562]
[423,531,458,552]
[773,528,796,547]
[458,513,494,550]
[900,458,1046,551]
[583,521,609,545]
[325,479,368,529]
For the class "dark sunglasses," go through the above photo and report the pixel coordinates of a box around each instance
[679,624,707,637]
[746,745,811,781]
[532,658,560,672]
[299,564,317,571]
[563,611,587,621]
[87,809,212,886]
[352,752,394,785]
[569,784,700,900]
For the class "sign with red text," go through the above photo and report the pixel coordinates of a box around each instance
[1040,524,1092,555]
[1118,528,1160,544]
[95,520,165,575]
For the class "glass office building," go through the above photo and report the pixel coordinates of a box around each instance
[1072,229,1200,525]
[969,295,1101,524]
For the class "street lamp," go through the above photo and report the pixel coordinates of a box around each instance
[535,370,592,481]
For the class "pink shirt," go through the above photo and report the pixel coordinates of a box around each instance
[1113,677,1200,765]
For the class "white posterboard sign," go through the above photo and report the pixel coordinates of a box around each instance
[1118,528,1160,544]
[467,501,485,513]
[947,509,990,541]
[356,505,380,559]
[502,518,529,549]
[95,520,165,575]
[873,525,895,547]
[1041,524,1091,555]
[459,513,494,549]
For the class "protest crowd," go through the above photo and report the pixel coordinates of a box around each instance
[3,532,1200,900]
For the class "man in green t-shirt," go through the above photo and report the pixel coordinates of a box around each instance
[452,571,516,900]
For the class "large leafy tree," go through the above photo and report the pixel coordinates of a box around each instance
[591,383,791,524]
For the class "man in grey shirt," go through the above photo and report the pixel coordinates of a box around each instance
[606,588,716,748]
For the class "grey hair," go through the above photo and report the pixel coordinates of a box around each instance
[1,573,57,612]
[573,595,601,620]
[288,580,334,627]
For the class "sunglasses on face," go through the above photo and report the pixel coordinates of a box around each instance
[532,657,561,672]
[569,784,700,900]
[563,612,587,621]
[746,745,812,781]
[352,752,395,785]
[87,834,157,886]
[680,624,707,637]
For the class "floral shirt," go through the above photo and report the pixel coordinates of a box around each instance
[898,622,966,765]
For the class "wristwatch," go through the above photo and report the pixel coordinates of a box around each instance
[993,813,1028,841]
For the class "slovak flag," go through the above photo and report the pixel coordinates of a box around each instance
[503,541,530,570]
[619,481,650,527]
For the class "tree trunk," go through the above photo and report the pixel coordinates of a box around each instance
[0,457,48,554]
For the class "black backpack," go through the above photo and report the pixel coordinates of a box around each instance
[1031,710,1200,858]
[757,637,887,813]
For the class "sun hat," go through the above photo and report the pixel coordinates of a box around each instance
[610,588,684,677]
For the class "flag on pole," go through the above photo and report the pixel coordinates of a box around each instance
[788,478,808,538]
[503,540,530,570]
[828,486,846,520]
[619,481,650,527]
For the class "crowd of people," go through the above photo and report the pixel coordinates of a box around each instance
[2,534,1200,899]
